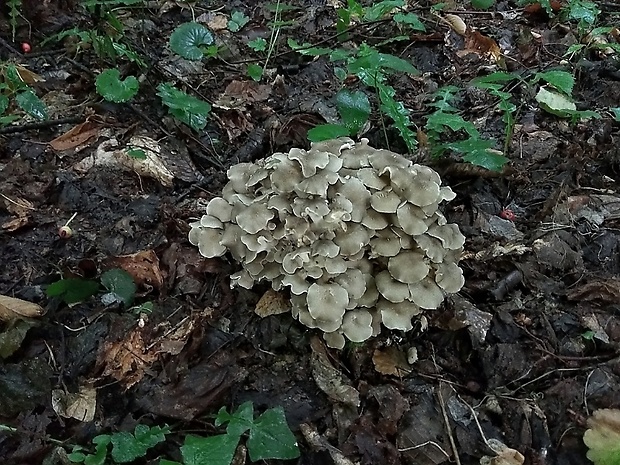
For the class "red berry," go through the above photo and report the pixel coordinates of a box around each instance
[499,208,516,221]
[21,42,31,53]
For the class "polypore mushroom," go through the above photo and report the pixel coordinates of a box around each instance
[188,138,465,348]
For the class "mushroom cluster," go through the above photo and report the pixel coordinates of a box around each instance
[189,138,465,348]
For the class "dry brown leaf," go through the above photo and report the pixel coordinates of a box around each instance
[462,30,502,61]
[254,289,291,317]
[2,216,30,232]
[49,120,102,153]
[372,347,411,376]
[98,327,158,389]
[51,384,97,422]
[481,439,525,465]
[103,249,165,291]
[15,64,45,85]
[0,193,35,216]
[0,294,45,321]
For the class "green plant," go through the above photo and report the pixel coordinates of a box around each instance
[0,62,48,126]
[96,69,139,103]
[68,424,170,464]
[425,86,507,171]
[46,268,136,307]
[308,89,371,141]
[583,409,620,465]
[7,0,22,41]
[228,11,250,32]
[156,83,212,132]
[67,402,299,465]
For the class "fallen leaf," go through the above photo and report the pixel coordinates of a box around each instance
[254,289,291,317]
[372,347,411,376]
[481,439,525,465]
[0,295,45,321]
[49,120,102,153]
[310,337,360,407]
[51,384,97,422]
[103,249,165,291]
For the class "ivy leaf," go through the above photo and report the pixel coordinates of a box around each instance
[307,124,351,142]
[336,89,370,134]
[246,407,300,461]
[110,425,169,463]
[216,402,254,437]
[157,83,211,131]
[169,22,214,60]
[100,268,136,307]
[96,69,139,103]
[46,278,100,305]
[180,434,239,465]
[15,90,47,120]
[228,11,250,32]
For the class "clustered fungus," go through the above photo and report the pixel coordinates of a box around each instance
[189,138,465,349]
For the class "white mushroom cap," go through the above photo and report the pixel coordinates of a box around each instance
[190,226,226,258]
[227,163,258,193]
[370,228,402,257]
[427,224,466,250]
[231,268,254,289]
[306,283,349,322]
[370,189,402,213]
[206,197,233,222]
[414,234,447,263]
[378,299,422,331]
[219,224,246,260]
[368,149,412,171]
[388,252,429,284]
[342,309,374,342]
[408,277,445,309]
[281,273,310,295]
[331,177,370,222]
[199,214,223,229]
[334,223,371,256]
[293,198,330,221]
[361,208,389,230]
[287,147,330,177]
[435,262,465,293]
[323,330,346,349]
[296,170,340,197]
[375,270,410,303]
[269,153,304,193]
[334,268,367,302]
[310,137,354,156]
[357,168,388,190]
[235,202,274,234]
[396,202,428,235]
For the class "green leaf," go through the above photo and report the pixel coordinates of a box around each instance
[471,71,518,89]
[363,0,405,21]
[157,83,211,131]
[159,461,182,465]
[471,0,495,9]
[307,124,351,142]
[393,12,425,31]
[100,268,136,307]
[95,69,139,103]
[287,38,332,56]
[535,86,576,116]
[348,51,418,75]
[180,434,239,465]
[446,138,507,171]
[247,64,263,82]
[228,11,250,32]
[535,70,574,95]
[169,22,214,60]
[0,95,9,115]
[216,401,254,437]
[247,38,267,52]
[46,278,100,305]
[110,425,169,463]
[16,90,47,120]
[126,148,146,159]
[378,84,417,151]
[247,407,300,461]
[567,0,600,26]
[427,111,476,134]
[336,89,370,134]
[611,108,620,122]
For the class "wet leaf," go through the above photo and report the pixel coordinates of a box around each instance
[16,90,47,120]
[169,22,214,60]
[110,424,169,462]
[336,89,371,134]
[181,434,239,465]
[584,409,620,465]
[307,124,351,141]
[46,278,100,305]
[0,295,45,321]
[96,69,139,103]
[101,268,136,306]
[247,407,300,461]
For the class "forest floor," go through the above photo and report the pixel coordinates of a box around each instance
[1,1,620,464]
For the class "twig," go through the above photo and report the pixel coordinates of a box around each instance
[0,116,85,134]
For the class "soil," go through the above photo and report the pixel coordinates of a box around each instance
[1,1,620,464]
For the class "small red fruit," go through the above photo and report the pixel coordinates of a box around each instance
[499,208,516,221]
[21,42,31,53]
